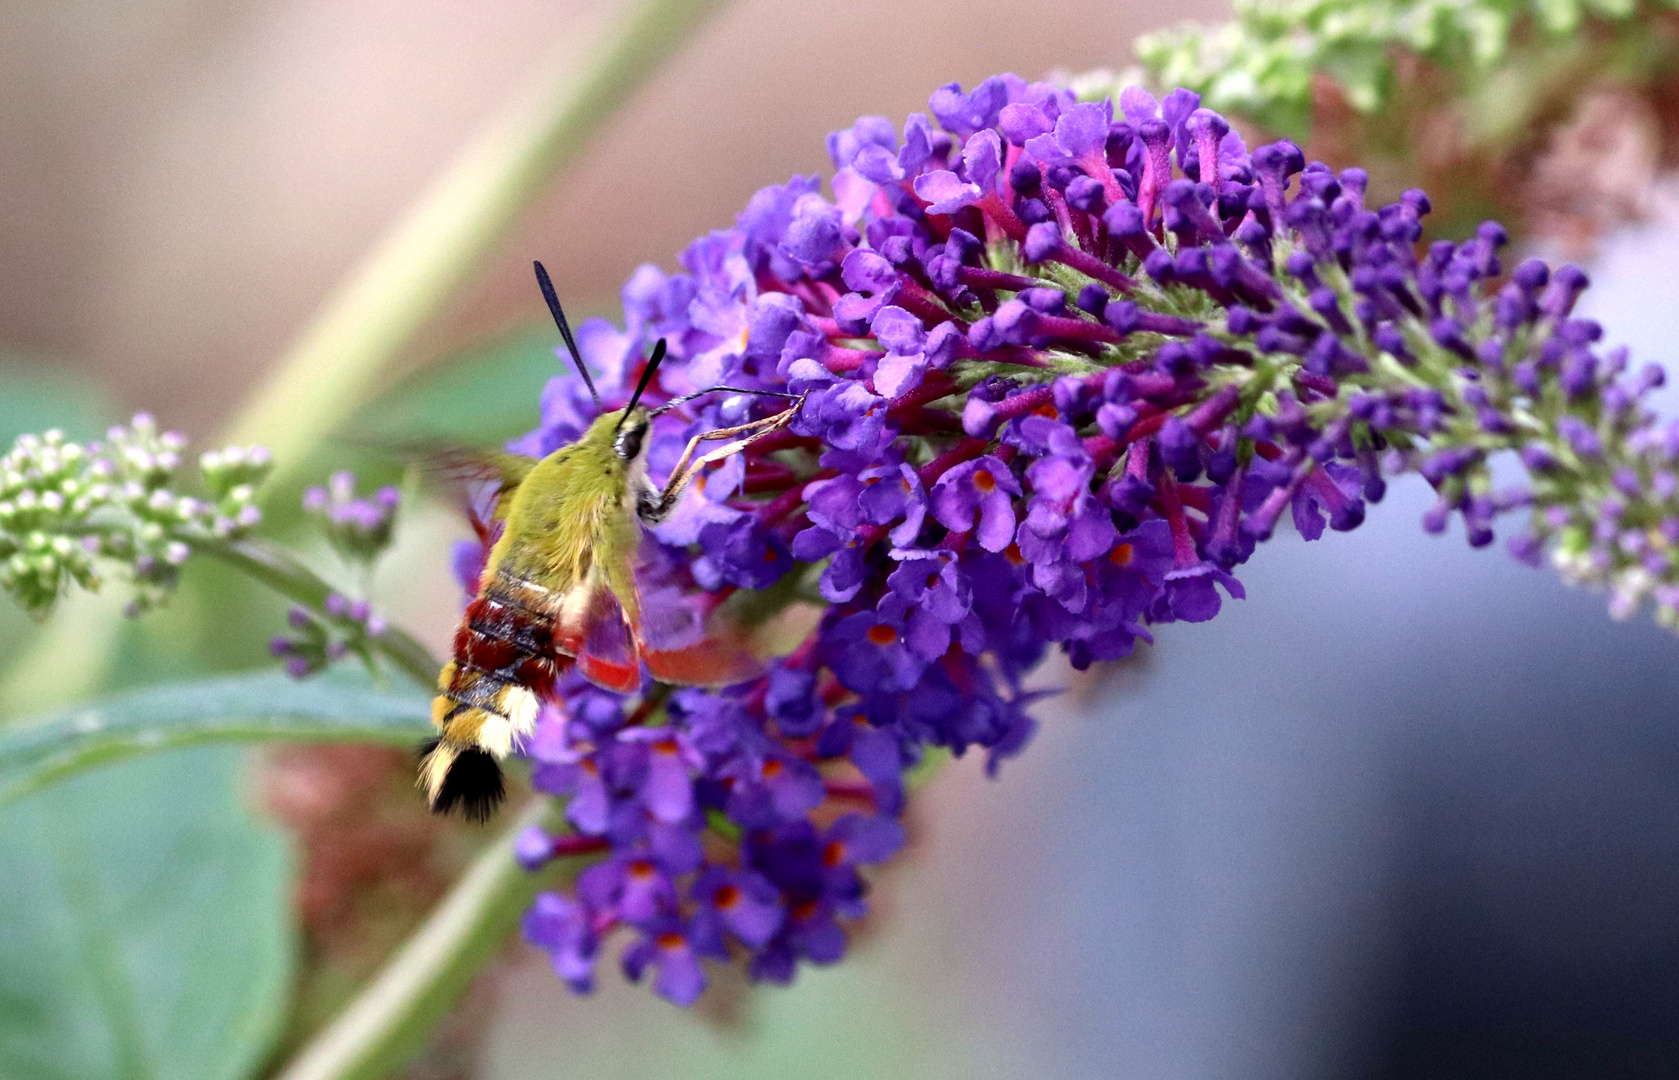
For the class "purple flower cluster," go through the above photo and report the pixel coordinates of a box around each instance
[469,74,1670,1002]
[275,474,397,678]
[270,591,388,679]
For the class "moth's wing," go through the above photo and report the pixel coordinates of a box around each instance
[552,567,762,692]
[643,634,763,687]
[555,569,644,694]
[346,438,538,528]
[633,577,706,652]
[633,576,764,688]
[426,447,538,521]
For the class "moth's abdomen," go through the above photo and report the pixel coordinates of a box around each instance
[436,587,562,754]
[416,739,505,824]
[421,574,564,821]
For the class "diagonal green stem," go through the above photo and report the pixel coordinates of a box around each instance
[221,0,737,485]
[7,0,735,717]
[200,538,440,687]
[273,799,565,1080]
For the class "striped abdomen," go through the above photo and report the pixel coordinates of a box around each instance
[420,572,566,820]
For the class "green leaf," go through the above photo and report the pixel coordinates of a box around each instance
[0,747,294,1080]
[0,358,110,446]
[353,323,563,447]
[0,669,433,806]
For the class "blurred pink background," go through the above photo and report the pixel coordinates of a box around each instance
[0,0,1224,434]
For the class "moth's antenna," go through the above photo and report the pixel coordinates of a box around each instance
[533,260,599,409]
[649,385,801,418]
[617,339,668,430]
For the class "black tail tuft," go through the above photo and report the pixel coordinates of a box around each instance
[421,739,506,823]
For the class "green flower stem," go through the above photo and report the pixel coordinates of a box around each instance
[199,537,440,687]
[276,754,960,1080]
[273,798,565,1080]
[221,0,737,486]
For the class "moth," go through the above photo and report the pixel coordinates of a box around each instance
[421,261,804,821]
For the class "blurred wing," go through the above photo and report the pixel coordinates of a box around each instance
[635,576,763,688]
[426,448,538,521]
[553,566,765,692]
[644,635,763,687]
[347,439,536,521]
[556,570,644,694]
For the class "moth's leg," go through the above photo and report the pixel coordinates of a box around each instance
[652,427,783,519]
[661,410,790,487]
[641,403,802,523]
[655,399,805,499]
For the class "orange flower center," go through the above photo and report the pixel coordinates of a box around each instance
[1109,542,1135,566]
[714,884,741,909]
[867,623,898,646]
[822,840,848,867]
[972,470,996,493]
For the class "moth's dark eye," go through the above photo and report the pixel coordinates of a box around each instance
[614,422,646,462]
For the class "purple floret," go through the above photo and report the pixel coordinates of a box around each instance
[477,70,1673,1006]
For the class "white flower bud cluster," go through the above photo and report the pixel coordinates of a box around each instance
[0,415,272,618]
